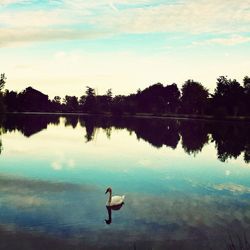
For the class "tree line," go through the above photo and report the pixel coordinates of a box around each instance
[0,74,250,118]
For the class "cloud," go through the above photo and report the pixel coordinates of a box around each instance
[108,2,119,12]
[93,0,250,34]
[0,0,250,47]
[0,10,72,27]
[0,0,30,5]
[0,28,109,47]
[193,35,250,46]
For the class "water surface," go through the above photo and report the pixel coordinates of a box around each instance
[0,114,249,249]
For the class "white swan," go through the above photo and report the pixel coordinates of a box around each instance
[105,187,125,207]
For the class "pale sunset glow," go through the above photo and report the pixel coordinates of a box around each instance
[0,0,250,97]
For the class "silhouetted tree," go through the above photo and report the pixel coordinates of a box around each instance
[0,73,6,91]
[106,89,112,101]
[79,95,86,110]
[4,90,18,112]
[243,76,250,116]
[95,90,113,113]
[123,94,137,115]
[105,88,113,111]
[164,83,180,113]
[136,83,166,113]
[212,76,245,117]
[84,86,97,113]
[50,96,62,112]
[63,95,79,112]
[111,95,126,116]
[0,73,6,113]
[1,74,249,120]
[181,80,209,114]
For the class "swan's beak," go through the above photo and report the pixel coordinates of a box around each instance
[105,189,109,194]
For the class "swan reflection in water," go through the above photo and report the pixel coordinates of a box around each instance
[105,187,125,225]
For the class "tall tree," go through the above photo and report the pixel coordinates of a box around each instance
[243,76,250,89]
[164,83,180,113]
[0,73,6,91]
[63,95,78,112]
[243,76,250,115]
[79,95,86,109]
[95,89,113,113]
[106,88,113,111]
[51,96,62,112]
[181,80,209,114]
[84,86,96,113]
[213,76,245,117]
[53,96,61,104]
[111,95,125,116]
[136,83,166,113]
[4,90,18,112]
[0,73,6,113]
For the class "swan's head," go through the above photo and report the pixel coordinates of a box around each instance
[105,219,112,224]
[105,187,112,194]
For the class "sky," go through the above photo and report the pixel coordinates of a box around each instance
[0,0,250,98]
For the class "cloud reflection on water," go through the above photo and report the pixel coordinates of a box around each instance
[0,174,98,194]
[0,173,250,248]
[0,115,249,249]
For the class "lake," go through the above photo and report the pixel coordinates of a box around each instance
[0,114,249,249]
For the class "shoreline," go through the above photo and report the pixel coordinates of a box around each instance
[3,111,250,123]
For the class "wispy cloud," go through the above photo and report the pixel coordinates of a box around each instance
[0,0,250,46]
[0,0,30,5]
[85,0,250,34]
[0,28,109,47]
[108,2,119,12]
[0,9,72,27]
[193,35,250,46]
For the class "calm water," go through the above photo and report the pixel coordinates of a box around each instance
[0,114,249,249]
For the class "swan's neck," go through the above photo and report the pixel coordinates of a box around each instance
[108,190,112,203]
[105,206,112,224]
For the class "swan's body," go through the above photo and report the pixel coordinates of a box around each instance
[105,187,125,207]
[107,195,125,206]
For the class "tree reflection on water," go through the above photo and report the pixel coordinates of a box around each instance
[0,114,249,163]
